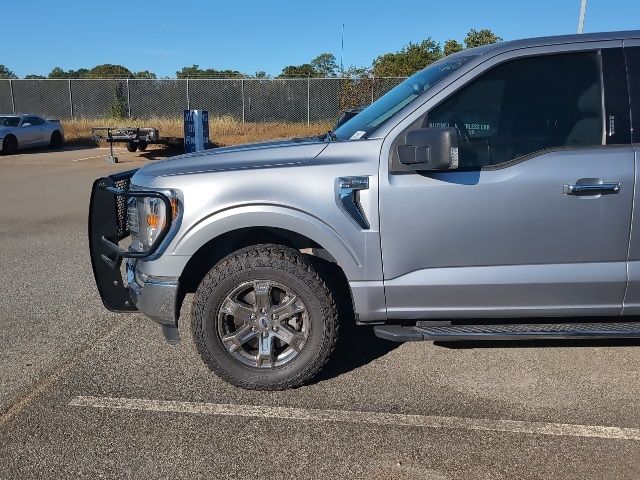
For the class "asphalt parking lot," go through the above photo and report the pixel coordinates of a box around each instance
[1,146,639,479]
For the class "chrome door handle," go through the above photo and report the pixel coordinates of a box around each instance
[563,182,620,195]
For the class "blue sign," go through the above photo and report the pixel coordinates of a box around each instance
[184,110,210,153]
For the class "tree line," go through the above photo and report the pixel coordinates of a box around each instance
[0,28,501,80]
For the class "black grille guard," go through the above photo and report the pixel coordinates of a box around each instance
[88,169,173,312]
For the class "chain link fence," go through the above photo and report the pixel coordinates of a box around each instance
[0,77,405,123]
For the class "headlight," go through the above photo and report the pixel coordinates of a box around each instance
[127,190,179,251]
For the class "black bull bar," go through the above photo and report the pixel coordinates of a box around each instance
[88,169,173,312]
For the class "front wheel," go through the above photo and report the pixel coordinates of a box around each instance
[126,141,137,152]
[2,135,18,155]
[191,244,339,390]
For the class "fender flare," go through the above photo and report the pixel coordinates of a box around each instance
[171,204,363,279]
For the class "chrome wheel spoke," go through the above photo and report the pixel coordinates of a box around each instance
[222,324,257,352]
[218,280,310,369]
[274,325,306,352]
[273,295,305,320]
[220,298,254,323]
[254,281,272,311]
[257,333,274,367]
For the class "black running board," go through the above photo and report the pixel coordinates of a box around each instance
[374,322,640,342]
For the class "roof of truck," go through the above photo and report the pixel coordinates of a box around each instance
[469,30,640,57]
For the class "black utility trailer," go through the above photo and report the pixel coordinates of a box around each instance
[91,127,184,153]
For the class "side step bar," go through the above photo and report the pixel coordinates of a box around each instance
[374,322,640,342]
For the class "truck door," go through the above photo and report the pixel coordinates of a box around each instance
[621,43,640,314]
[379,46,634,320]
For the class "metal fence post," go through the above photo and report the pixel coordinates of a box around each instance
[186,78,190,110]
[371,75,375,104]
[68,79,74,119]
[241,78,245,124]
[126,78,131,118]
[307,77,311,126]
[9,79,15,114]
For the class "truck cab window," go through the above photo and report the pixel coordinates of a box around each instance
[427,51,603,168]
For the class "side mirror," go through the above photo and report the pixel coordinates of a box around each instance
[22,122,32,128]
[397,127,459,170]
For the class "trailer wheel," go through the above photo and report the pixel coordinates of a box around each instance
[126,142,137,153]
[137,141,148,152]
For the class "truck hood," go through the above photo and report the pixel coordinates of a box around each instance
[133,138,329,181]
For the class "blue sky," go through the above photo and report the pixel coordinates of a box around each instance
[3,0,640,77]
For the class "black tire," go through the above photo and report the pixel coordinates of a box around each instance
[137,141,148,152]
[49,130,63,149]
[126,141,137,152]
[2,135,18,155]
[191,244,339,390]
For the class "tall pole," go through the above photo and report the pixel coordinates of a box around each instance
[9,79,15,114]
[68,79,74,119]
[577,0,587,34]
[340,23,344,74]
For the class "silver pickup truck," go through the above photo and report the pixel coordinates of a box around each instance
[90,30,640,390]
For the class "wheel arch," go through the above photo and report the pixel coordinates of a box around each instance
[178,226,356,328]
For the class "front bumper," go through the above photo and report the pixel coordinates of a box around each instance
[127,261,180,343]
[88,170,180,343]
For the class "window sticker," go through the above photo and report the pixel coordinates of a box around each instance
[350,130,366,140]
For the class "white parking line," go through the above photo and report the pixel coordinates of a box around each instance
[72,150,132,162]
[68,396,640,441]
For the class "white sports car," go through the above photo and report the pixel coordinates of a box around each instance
[0,114,64,154]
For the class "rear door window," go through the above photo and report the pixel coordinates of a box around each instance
[624,46,640,144]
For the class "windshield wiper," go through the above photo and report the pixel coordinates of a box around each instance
[292,130,337,143]
[316,130,336,141]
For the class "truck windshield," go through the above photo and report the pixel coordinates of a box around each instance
[334,54,477,141]
[0,116,21,127]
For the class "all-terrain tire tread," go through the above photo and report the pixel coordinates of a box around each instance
[191,244,339,390]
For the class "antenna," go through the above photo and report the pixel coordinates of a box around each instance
[577,0,587,33]
[341,23,345,74]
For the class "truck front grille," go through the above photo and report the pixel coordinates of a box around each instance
[113,177,131,239]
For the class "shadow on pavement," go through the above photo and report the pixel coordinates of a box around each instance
[139,142,223,161]
[312,321,400,384]
[307,256,400,385]
[1,143,97,156]
[140,146,184,161]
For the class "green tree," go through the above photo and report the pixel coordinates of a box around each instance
[0,65,17,79]
[254,70,271,79]
[134,70,157,79]
[87,64,134,78]
[343,65,372,78]
[372,38,442,77]
[443,39,464,56]
[310,53,339,77]
[278,64,316,77]
[48,67,69,78]
[109,82,128,119]
[176,64,243,78]
[464,29,502,49]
